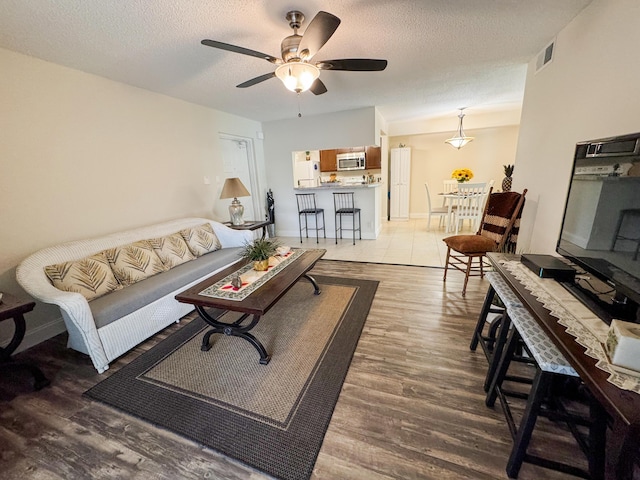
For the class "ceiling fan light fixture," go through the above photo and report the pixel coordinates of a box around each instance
[275,62,319,93]
[445,109,475,149]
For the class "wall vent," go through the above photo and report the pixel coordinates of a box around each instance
[535,39,555,74]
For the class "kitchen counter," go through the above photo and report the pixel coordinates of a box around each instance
[293,182,381,190]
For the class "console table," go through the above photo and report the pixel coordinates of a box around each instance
[487,253,640,480]
[0,293,50,390]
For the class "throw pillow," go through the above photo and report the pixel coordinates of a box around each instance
[44,252,122,301]
[148,233,196,269]
[180,223,221,257]
[104,240,167,287]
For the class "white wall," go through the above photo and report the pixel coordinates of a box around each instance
[0,48,265,349]
[514,0,640,253]
[391,125,520,217]
[262,108,380,237]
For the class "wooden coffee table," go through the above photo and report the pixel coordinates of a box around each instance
[175,248,325,365]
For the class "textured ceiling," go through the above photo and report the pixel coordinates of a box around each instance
[0,0,592,123]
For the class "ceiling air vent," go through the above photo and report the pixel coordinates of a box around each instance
[535,39,555,74]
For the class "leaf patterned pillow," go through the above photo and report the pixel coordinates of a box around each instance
[44,252,122,301]
[180,223,221,257]
[104,240,167,287]
[148,233,196,269]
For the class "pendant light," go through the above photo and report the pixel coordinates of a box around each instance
[445,108,474,149]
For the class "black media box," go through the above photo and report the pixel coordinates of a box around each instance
[521,254,576,282]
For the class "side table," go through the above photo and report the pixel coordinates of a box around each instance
[223,220,272,240]
[0,293,50,390]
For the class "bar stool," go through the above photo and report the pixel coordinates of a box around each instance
[470,272,526,391]
[333,192,361,245]
[295,193,325,243]
[486,305,606,479]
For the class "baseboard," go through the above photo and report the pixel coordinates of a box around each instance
[0,316,66,354]
[275,229,378,240]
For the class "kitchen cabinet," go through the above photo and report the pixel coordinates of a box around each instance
[365,146,381,169]
[320,149,337,172]
[335,146,365,154]
[390,147,411,220]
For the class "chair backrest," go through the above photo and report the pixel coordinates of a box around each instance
[333,192,356,212]
[424,182,433,211]
[478,189,528,252]
[443,179,458,194]
[455,183,487,219]
[296,193,319,213]
[485,179,495,193]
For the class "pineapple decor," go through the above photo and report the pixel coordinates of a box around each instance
[502,164,514,192]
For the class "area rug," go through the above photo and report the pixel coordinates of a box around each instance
[85,275,378,480]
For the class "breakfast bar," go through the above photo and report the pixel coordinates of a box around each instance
[293,183,383,240]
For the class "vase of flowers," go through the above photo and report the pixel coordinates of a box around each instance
[240,238,280,271]
[502,164,514,192]
[452,168,474,183]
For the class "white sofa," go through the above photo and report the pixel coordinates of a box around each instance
[16,217,252,373]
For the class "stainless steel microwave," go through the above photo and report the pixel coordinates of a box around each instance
[336,151,366,171]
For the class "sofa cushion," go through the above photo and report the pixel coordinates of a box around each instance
[180,223,221,257]
[44,252,122,301]
[148,233,196,269]
[104,240,167,287]
[90,247,243,329]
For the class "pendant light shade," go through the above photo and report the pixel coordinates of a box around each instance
[445,108,475,149]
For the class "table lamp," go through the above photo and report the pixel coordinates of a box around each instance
[220,177,251,225]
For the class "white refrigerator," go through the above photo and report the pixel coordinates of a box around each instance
[293,151,320,187]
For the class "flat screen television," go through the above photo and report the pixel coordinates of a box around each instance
[556,132,640,324]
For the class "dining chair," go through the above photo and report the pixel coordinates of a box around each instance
[295,193,326,243]
[442,179,458,206]
[424,182,450,230]
[442,189,527,295]
[451,182,487,234]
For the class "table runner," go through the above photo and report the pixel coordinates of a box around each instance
[499,259,640,393]
[199,248,304,301]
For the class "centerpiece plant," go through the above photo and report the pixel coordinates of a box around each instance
[451,168,474,183]
[240,238,280,271]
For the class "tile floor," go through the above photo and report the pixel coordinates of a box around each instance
[276,217,477,268]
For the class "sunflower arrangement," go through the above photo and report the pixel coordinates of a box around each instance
[451,168,474,183]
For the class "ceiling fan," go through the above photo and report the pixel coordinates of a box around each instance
[201,10,388,95]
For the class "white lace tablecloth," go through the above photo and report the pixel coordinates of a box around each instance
[498,259,640,394]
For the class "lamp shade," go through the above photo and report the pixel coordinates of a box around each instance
[220,177,250,199]
[275,62,320,93]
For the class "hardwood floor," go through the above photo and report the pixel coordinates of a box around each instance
[1,261,584,479]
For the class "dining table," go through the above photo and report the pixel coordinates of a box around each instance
[438,183,488,233]
[439,192,462,232]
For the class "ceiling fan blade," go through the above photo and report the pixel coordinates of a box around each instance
[201,39,281,64]
[236,72,276,88]
[316,59,388,71]
[309,78,328,95]
[297,11,341,61]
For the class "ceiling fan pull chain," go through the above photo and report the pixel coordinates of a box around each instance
[297,93,302,118]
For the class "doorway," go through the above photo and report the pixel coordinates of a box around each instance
[218,135,261,222]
